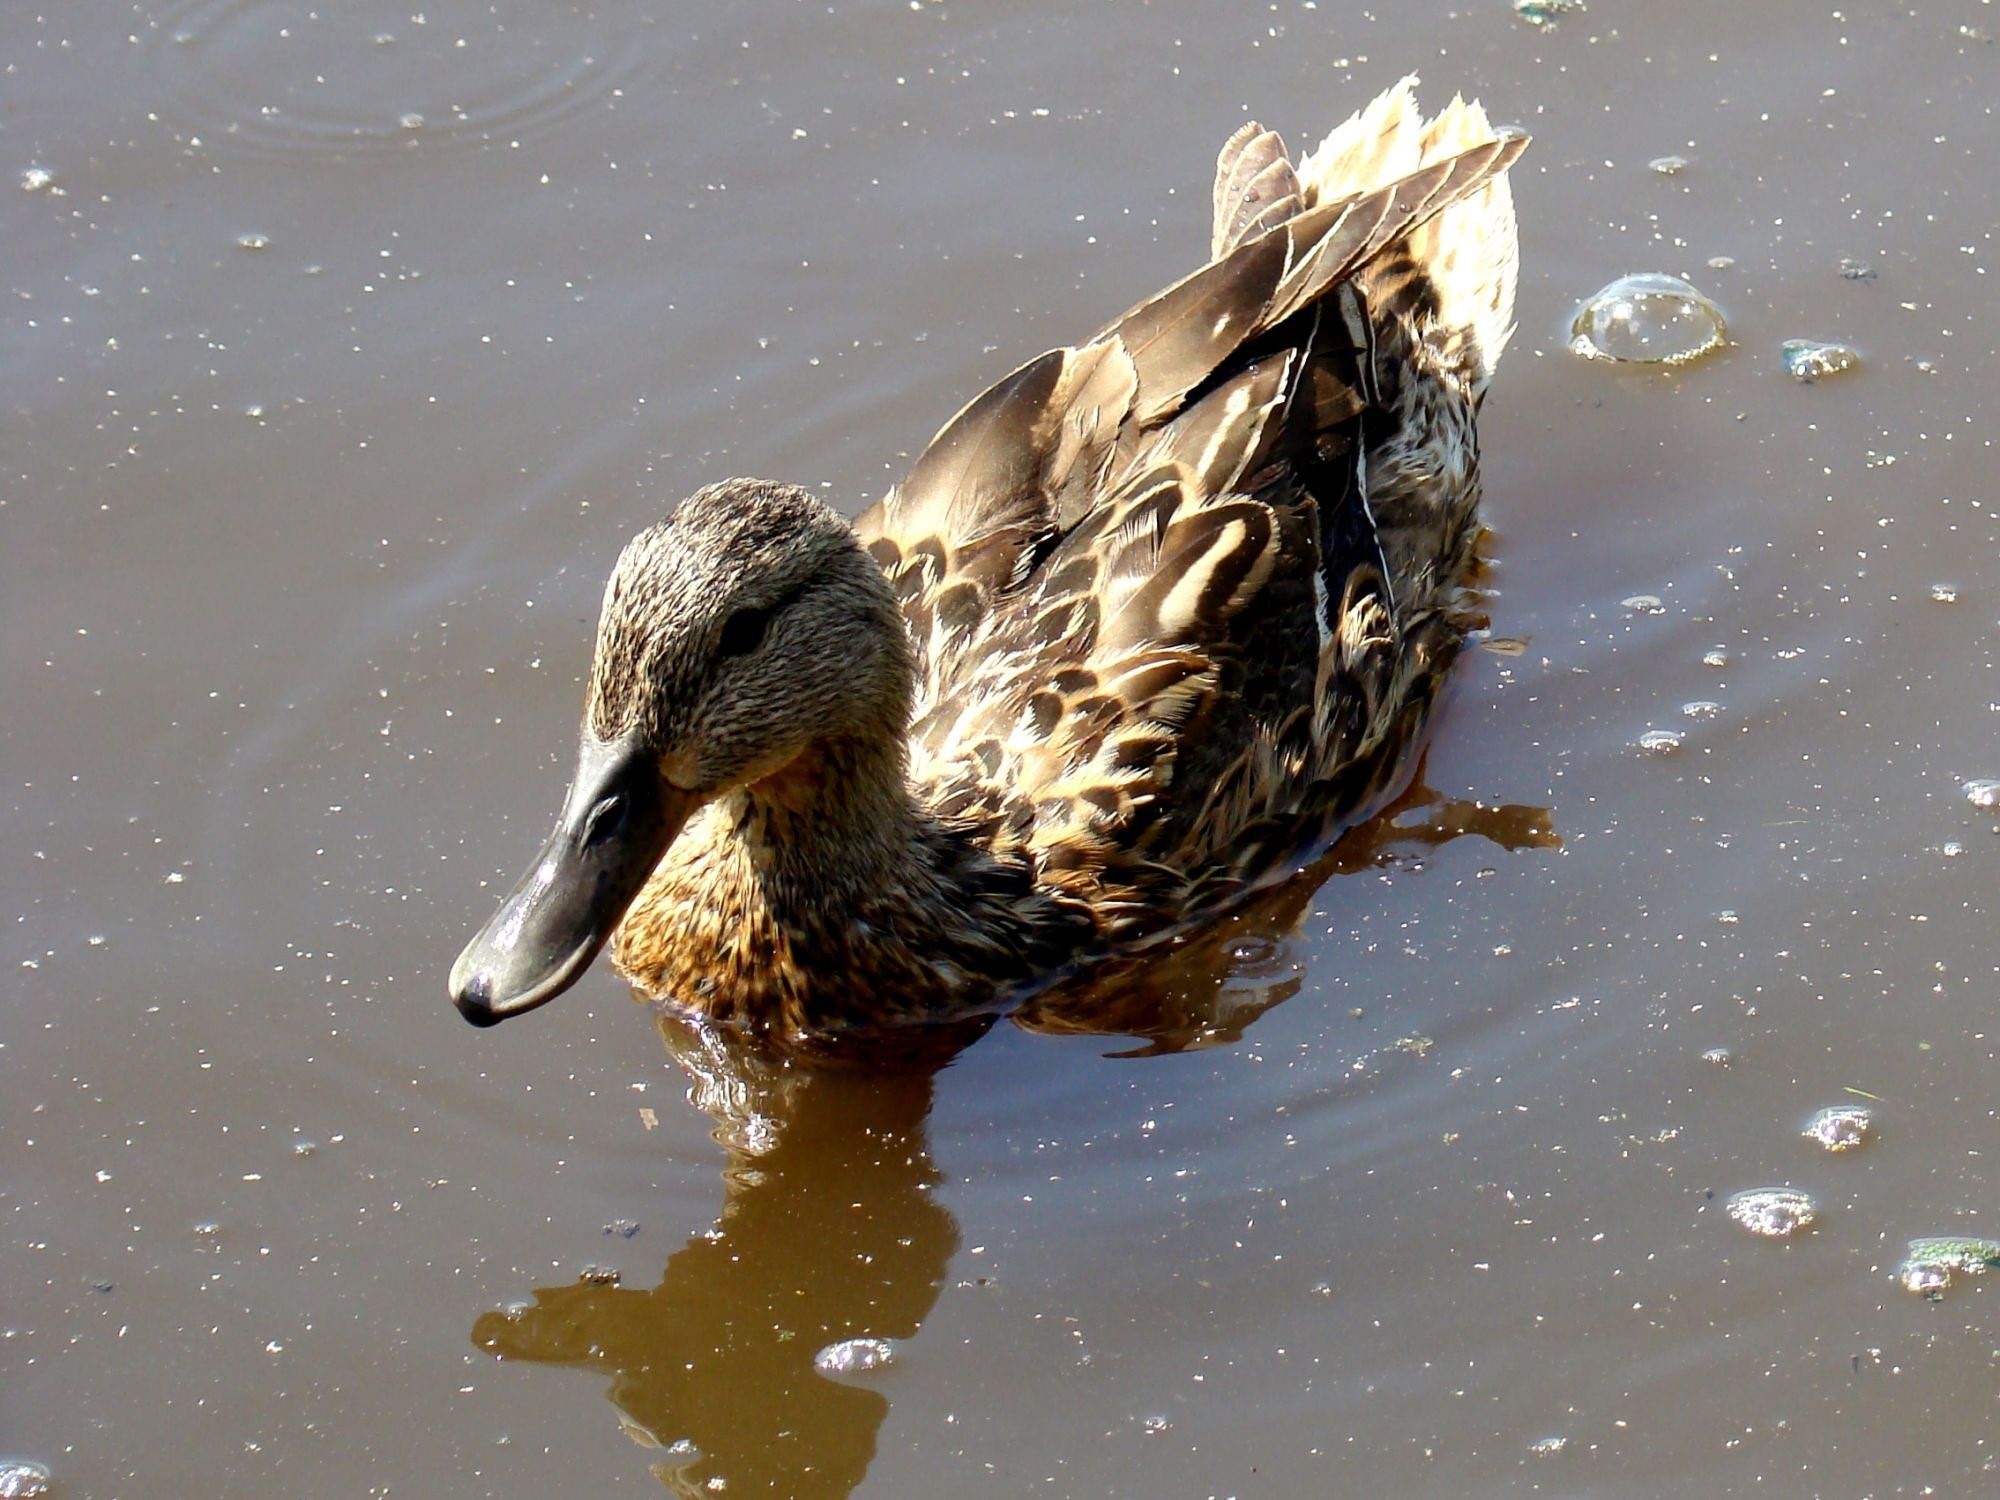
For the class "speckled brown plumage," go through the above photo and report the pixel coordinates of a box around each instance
[514,79,1526,1042]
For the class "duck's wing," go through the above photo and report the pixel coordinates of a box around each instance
[854,129,1524,716]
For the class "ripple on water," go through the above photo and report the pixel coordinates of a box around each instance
[1802,1104,1873,1152]
[140,0,643,159]
[1727,1187,1817,1239]
[1571,273,1727,365]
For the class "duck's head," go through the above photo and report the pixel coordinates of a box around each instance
[449,478,911,1026]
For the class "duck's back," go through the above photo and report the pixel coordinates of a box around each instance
[854,78,1524,936]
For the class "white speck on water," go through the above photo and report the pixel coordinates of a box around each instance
[813,1336,898,1379]
[1727,1187,1817,1239]
[1635,728,1684,755]
[1928,581,1960,604]
[235,232,271,251]
[1527,1435,1568,1456]
[1964,780,2000,809]
[1780,338,1861,382]
[21,166,56,193]
[1681,700,1722,719]
[264,1339,285,1355]
[1571,273,1727,365]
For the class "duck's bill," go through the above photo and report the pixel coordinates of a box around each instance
[449,735,693,1027]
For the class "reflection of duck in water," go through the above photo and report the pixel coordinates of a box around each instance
[471,779,1554,1496]
[473,1030,956,1499]
[450,79,1529,1046]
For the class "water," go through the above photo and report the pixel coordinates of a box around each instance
[9,0,2000,1495]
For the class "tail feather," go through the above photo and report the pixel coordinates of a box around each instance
[1292,75,1521,399]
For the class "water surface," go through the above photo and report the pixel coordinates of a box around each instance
[7,1,1999,1494]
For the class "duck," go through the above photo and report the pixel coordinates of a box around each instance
[450,77,1527,1041]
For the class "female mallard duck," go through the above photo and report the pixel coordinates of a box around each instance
[450,78,1526,1038]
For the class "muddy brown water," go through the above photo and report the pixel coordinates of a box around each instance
[7,1,1999,1495]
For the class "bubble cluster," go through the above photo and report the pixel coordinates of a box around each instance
[1802,1105,1873,1152]
[1727,1187,1817,1239]
[812,1336,898,1378]
[1780,338,1862,382]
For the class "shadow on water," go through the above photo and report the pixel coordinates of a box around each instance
[471,773,1555,1496]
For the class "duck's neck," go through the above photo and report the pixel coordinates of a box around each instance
[614,733,1087,1035]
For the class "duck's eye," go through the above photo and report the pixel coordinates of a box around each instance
[581,792,628,850]
[716,605,773,658]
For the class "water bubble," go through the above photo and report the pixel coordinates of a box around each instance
[1571,273,1727,365]
[1648,155,1689,175]
[1681,700,1722,720]
[812,1336,898,1378]
[1897,1237,2000,1299]
[1635,728,1684,756]
[1715,909,1740,925]
[1928,582,1960,604]
[235,231,271,251]
[1512,0,1585,26]
[1702,646,1730,668]
[1780,338,1861,382]
[1526,1436,1569,1457]
[263,1339,285,1355]
[0,1460,53,1499]
[398,112,426,131]
[1838,257,1878,282]
[1727,1187,1817,1239]
[577,1264,622,1285]
[192,1220,221,1238]
[1965,779,2000,810]
[1620,593,1665,614]
[1803,1105,1873,1152]
[20,166,56,193]
[1701,1046,1734,1067]
[1941,841,1965,859]
[291,1139,317,1158]
[603,1219,641,1239]
[1706,255,1736,270]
